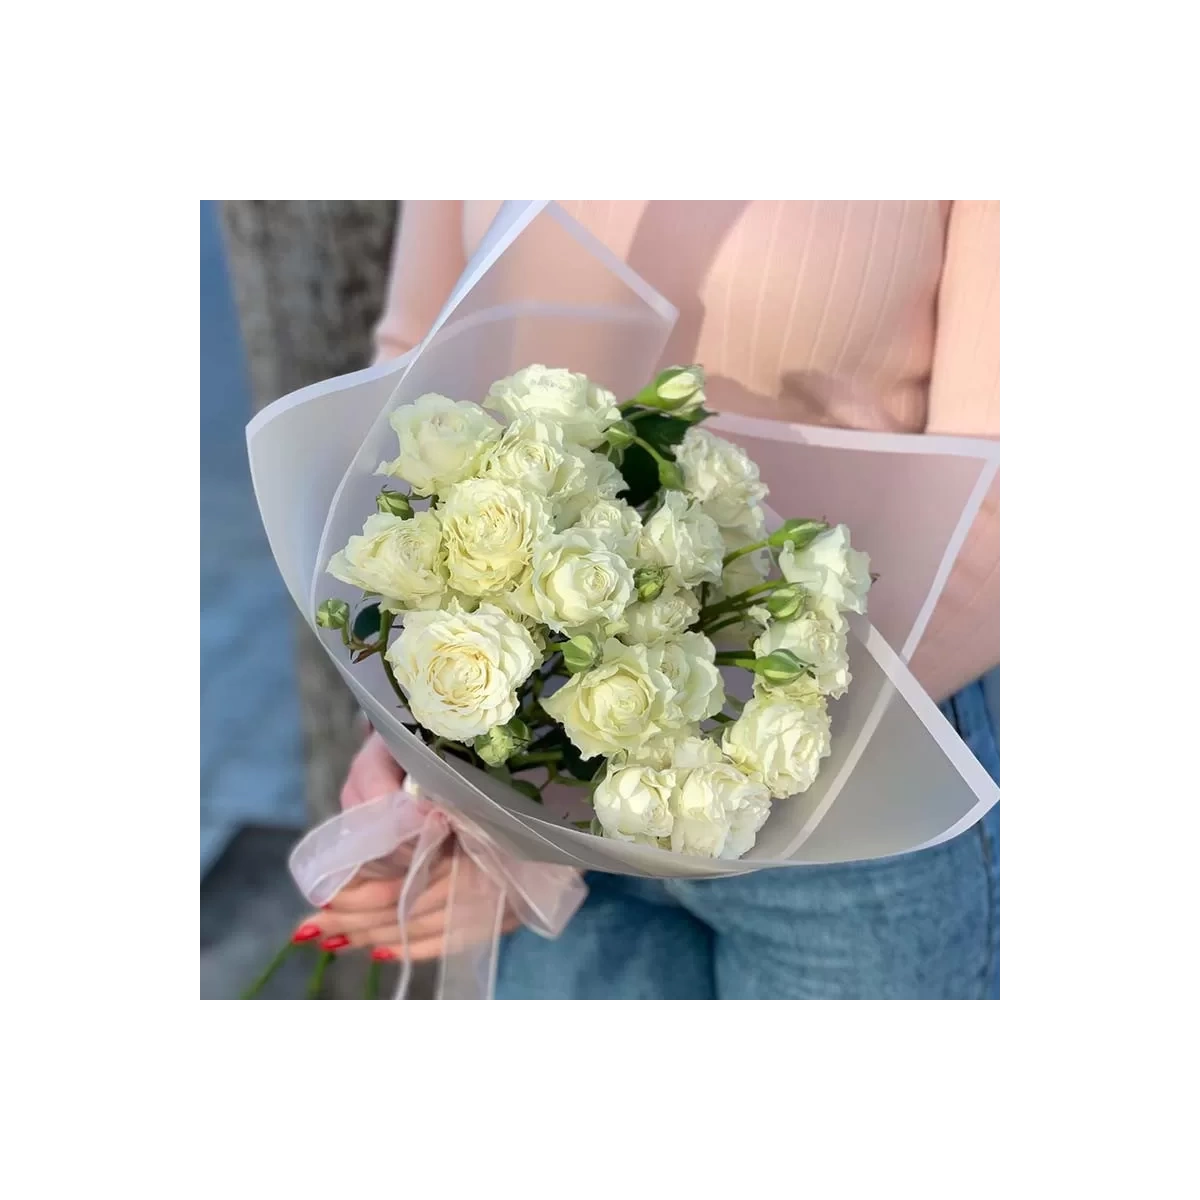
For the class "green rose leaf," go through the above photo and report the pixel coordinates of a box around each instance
[634,414,692,452]
[352,602,382,642]
[616,442,661,508]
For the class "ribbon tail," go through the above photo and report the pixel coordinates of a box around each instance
[434,842,508,1000]
[390,810,452,1000]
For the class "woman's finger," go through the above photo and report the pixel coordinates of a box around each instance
[341,732,406,810]
[341,905,522,952]
[321,877,404,913]
[372,912,523,963]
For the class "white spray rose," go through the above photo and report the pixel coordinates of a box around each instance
[651,632,725,724]
[620,584,701,645]
[542,638,675,760]
[721,778,773,860]
[616,729,706,769]
[484,364,619,448]
[671,760,771,859]
[439,478,549,597]
[636,490,724,588]
[377,394,501,496]
[326,511,447,612]
[386,603,539,741]
[554,450,626,528]
[668,765,733,858]
[668,735,725,769]
[722,695,832,798]
[754,611,851,698]
[780,523,871,619]
[674,427,769,538]
[573,497,643,561]
[593,764,675,845]
[480,414,589,498]
[514,528,634,635]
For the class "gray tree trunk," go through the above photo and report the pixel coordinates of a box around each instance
[218,200,399,829]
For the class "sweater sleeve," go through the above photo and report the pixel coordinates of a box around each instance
[372,201,467,364]
[908,200,1000,701]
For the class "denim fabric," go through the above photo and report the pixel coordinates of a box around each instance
[497,670,1000,1000]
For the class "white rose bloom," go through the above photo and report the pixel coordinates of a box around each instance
[574,497,643,561]
[723,695,832,798]
[386,603,539,741]
[669,735,725,770]
[754,610,851,698]
[670,760,772,859]
[780,523,871,618]
[721,779,773,860]
[552,449,626,528]
[620,584,700,645]
[674,427,769,537]
[636,490,724,588]
[326,511,447,612]
[667,765,732,857]
[593,764,675,845]
[484,364,619,448]
[377,394,502,496]
[651,632,725,724]
[615,728,706,769]
[480,414,589,499]
[515,528,634,635]
[439,478,549,597]
[541,638,675,760]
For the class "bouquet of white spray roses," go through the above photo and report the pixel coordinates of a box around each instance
[244,201,997,1000]
[315,362,871,862]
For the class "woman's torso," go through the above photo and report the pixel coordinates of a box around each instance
[462,200,951,432]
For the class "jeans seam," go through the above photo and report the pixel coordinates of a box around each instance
[975,816,997,997]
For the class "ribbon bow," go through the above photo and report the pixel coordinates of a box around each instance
[289,780,587,999]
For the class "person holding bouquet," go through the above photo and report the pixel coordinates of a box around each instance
[297,201,1000,1000]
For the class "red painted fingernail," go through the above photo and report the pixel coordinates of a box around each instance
[371,947,395,961]
[320,904,332,910]
[321,934,351,951]
[292,923,321,943]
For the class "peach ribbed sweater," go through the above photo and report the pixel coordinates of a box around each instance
[374,201,999,701]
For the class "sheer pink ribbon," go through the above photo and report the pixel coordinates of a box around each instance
[288,780,587,999]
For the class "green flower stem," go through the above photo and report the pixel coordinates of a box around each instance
[632,435,671,467]
[700,581,784,622]
[307,950,335,999]
[374,611,409,708]
[714,651,756,669]
[239,935,297,999]
[721,538,771,567]
[365,959,382,1000]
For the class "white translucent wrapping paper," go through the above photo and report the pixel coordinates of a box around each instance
[248,201,999,879]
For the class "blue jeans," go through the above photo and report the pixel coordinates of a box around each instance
[497,671,1000,999]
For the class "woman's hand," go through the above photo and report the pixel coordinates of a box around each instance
[291,732,518,961]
